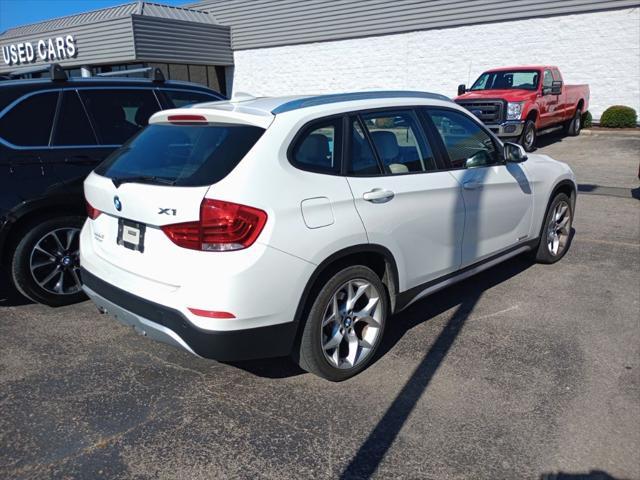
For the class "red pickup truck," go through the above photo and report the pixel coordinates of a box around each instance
[455,65,589,151]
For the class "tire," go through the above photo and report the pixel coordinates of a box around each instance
[296,265,388,381]
[519,119,537,152]
[566,108,582,136]
[531,193,573,264]
[10,215,86,307]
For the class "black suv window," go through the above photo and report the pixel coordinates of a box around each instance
[79,89,161,145]
[52,90,97,146]
[291,118,342,174]
[0,91,58,146]
[427,109,501,169]
[163,89,220,108]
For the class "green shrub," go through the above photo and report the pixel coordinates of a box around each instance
[600,105,637,128]
[582,111,592,129]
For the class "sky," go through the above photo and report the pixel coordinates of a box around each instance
[0,0,187,32]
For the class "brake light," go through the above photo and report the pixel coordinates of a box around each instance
[86,201,101,220]
[161,199,267,251]
[167,114,207,123]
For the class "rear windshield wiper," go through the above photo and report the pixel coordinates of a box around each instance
[111,175,176,188]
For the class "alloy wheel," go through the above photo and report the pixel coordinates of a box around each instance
[29,227,82,296]
[524,125,536,150]
[546,201,571,256]
[321,279,384,369]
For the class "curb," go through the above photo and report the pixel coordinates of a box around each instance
[581,129,640,137]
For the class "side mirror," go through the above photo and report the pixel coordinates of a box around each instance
[504,142,527,163]
[551,80,562,95]
[457,84,466,96]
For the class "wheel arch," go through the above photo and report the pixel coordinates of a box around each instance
[551,179,577,210]
[525,109,539,123]
[1,199,85,267]
[290,244,399,357]
[535,179,577,240]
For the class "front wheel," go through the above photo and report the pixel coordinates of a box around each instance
[532,193,573,264]
[519,119,537,152]
[296,265,388,381]
[10,216,86,306]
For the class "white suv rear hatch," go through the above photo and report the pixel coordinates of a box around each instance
[83,108,269,288]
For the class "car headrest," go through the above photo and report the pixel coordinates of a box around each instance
[371,130,399,162]
[135,103,158,127]
[298,133,331,166]
[99,101,126,124]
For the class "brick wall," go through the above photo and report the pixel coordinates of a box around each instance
[230,8,640,120]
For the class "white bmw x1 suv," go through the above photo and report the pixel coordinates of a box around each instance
[81,91,576,381]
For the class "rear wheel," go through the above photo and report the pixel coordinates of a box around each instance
[566,108,582,136]
[532,193,573,264]
[520,119,537,152]
[10,216,86,306]
[296,265,388,381]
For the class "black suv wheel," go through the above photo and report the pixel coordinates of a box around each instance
[10,216,86,306]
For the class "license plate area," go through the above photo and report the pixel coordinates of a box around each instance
[117,218,146,253]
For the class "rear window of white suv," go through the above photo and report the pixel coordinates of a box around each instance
[94,123,265,187]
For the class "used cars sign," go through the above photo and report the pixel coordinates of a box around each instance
[2,35,77,66]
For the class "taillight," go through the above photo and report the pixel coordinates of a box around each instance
[161,199,267,251]
[86,201,101,220]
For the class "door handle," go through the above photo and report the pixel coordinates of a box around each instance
[363,188,395,203]
[463,181,481,190]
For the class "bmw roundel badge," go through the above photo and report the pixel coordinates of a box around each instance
[114,196,122,211]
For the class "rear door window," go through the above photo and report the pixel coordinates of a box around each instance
[290,118,342,174]
[163,89,221,108]
[359,110,436,174]
[52,90,97,146]
[0,91,58,146]
[348,117,381,176]
[79,89,161,145]
[94,123,265,187]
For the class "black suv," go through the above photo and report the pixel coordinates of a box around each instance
[0,66,223,306]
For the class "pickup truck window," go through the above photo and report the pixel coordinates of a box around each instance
[543,70,554,88]
[471,70,540,91]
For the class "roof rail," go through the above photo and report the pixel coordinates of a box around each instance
[8,63,67,81]
[271,90,451,114]
[95,66,166,82]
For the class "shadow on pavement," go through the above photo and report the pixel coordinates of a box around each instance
[0,269,32,307]
[536,130,566,149]
[339,255,534,479]
[540,470,626,480]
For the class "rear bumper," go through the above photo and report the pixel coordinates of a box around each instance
[81,268,298,361]
[486,120,524,138]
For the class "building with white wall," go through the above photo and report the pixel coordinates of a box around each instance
[191,0,640,120]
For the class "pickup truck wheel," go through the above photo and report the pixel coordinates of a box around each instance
[567,109,582,136]
[10,216,86,307]
[520,120,537,152]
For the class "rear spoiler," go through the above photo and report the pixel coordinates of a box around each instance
[150,107,274,129]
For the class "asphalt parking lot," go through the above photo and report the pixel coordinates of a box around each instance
[1,131,639,480]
